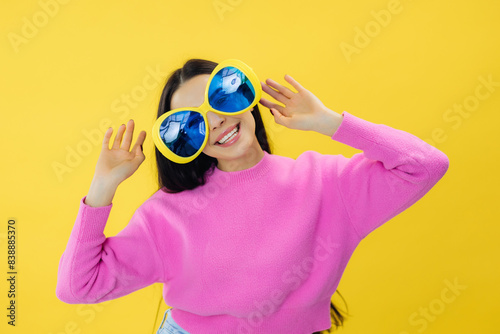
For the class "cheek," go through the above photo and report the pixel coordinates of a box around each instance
[244,116,256,135]
[203,140,215,154]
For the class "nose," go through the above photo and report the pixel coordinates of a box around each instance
[206,111,225,130]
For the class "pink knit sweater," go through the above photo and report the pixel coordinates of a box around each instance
[56,111,449,333]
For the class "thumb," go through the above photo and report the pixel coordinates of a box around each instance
[270,108,287,127]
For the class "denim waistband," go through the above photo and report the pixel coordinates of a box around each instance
[157,308,190,334]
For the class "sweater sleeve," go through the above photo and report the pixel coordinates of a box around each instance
[327,111,450,240]
[55,196,165,304]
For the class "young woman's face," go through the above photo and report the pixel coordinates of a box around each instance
[170,74,260,167]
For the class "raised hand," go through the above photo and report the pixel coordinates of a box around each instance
[259,75,343,137]
[94,119,147,187]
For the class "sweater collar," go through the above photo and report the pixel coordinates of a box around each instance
[208,150,272,185]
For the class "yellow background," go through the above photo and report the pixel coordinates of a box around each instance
[1,0,499,333]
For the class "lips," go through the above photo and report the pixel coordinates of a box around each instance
[215,123,239,144]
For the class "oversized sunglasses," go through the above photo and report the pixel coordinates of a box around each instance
[152,59,262,164]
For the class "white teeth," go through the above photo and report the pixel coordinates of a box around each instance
[218,125,239,144]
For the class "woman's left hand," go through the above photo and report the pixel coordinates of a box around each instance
[259,75,343,136]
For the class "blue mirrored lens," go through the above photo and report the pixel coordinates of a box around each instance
[159,110,205,158]
[208,66,256,113]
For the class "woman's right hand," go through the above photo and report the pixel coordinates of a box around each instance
[93,119,147,187]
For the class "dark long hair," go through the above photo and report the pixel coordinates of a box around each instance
[153,58,350,333]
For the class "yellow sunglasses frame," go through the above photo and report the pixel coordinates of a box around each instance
[152,59,262,164]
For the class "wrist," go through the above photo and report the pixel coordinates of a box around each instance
[315,107,343,137]
[92,173,120,189]
[86,176,118,207]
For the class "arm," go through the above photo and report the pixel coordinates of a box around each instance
[259,75,449,240]
[325,111,450,240]
[56,120,164,304]
[55,192,165,304]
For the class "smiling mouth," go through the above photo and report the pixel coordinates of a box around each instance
[216,123,240,145]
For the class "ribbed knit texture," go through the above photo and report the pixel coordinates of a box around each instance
[56,111,449,333]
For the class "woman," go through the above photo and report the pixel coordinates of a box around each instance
[56,58,450,334]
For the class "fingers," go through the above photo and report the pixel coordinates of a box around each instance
[107,120,145,154]
[103,127,113,150]
[267,78,297,98]
[261,80,292,104]
[259,97,286,115]
[284,74,305,92]
[132,131,147,156]
[112,123,126,150]
[120,119,135,151]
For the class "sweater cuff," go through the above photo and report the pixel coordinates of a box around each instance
[331,111,381,150]
[74,195,113,242]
